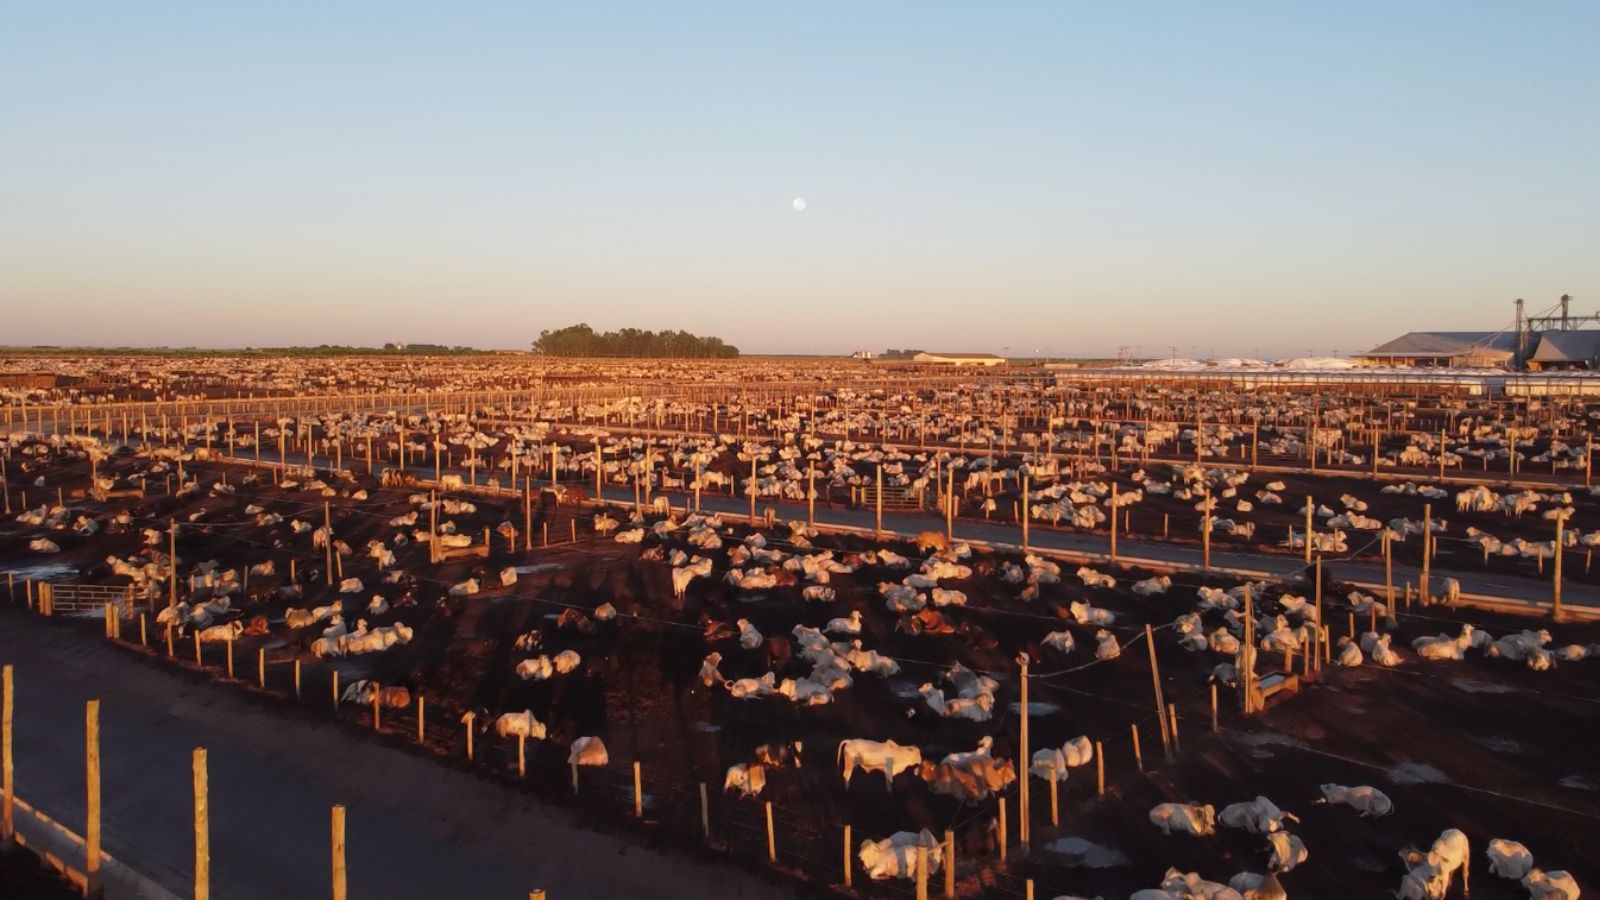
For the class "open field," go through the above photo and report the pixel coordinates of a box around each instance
[3,356,1599,899]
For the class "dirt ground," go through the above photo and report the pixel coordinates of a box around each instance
[0,847,79,900]
[4,447,1600,899]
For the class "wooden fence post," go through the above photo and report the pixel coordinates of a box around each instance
[2,665,11,845]
[944,829,955,899]
[194,748,209,900]
[1145,625,1171,760]
[1049,766,1059,827]
[86,700,101,880]
[915,844,928,900]
[694,781,707,839]
[842,825,852,887]
[997,797,1007,862]
[1017,653,1030,846]
[1554,515,1565,621]
[765,801,776,863]
[331,804,347,900]
[633,761,643,818]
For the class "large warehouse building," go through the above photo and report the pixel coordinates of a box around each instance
[1358,296,1600,371]
[911,352,1006,367]
[1354,332,1518,368]
[1358,325,1600,370]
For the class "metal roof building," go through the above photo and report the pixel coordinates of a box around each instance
[1354,331,1517,368]
[911,352,1006,367]
[1528,331,1600,370]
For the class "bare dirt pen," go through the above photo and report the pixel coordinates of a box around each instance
[5,446,1599,898]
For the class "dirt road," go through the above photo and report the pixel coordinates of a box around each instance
[0,611,793,900]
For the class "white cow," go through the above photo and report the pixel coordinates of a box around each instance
[1159,868,1245,899]
[1266,831,1308,872]
[1076,566,1116,589]
[736,618,763,650]
[1399,829,1470,900]
[1315,784,1392,817]
[672,557,713,599]
[516,656,554,681]
[698,652,723,686]
[197,621,244,643]
[1334,636,1364,667]
[495,710,547,740]
[857,830,942,881]
[1030,736,1093,780]
[725,672,778,699]
[917,684,993,721]
[1484,838,1533,880]
[1042,630,1076,654]
[1133,575,1172,596]
[838,739,922,789]
[568,736,608,766]
[1070,600,1117,626]
[1219,796,1297,834]
[1360,632,1403,667]
[1095,630,1121,660]
[825,611,863,635]
[1149,802,1217,836]
[1523,869,1580,900]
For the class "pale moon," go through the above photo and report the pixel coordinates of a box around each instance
[792,197,806,212]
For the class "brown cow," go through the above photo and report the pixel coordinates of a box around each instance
[764,637,792,672]
[897,608,955,636]
[914,531,950,555]
[556,608,595,634]
[918,756,1016,801]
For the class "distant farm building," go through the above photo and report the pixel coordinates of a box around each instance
[911,352,1005,367]
[1527,331,1600,370]
[1354,332,1516,368]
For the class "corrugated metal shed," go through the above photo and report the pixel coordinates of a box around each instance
[1530,331,1600,365]
[1361,331,1517,357]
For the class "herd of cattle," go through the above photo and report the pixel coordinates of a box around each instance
[3,362,1597,900]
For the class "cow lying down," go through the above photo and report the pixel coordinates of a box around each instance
[1150,802,1217,836]
[857,829,943,880]
[1315,783,1392,817]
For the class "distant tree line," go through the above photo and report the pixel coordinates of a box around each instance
[880,348,924,359]
[532,324,739,358]
[0,344,486,358]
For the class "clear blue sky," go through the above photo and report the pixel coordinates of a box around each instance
[2,2,1595,357]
